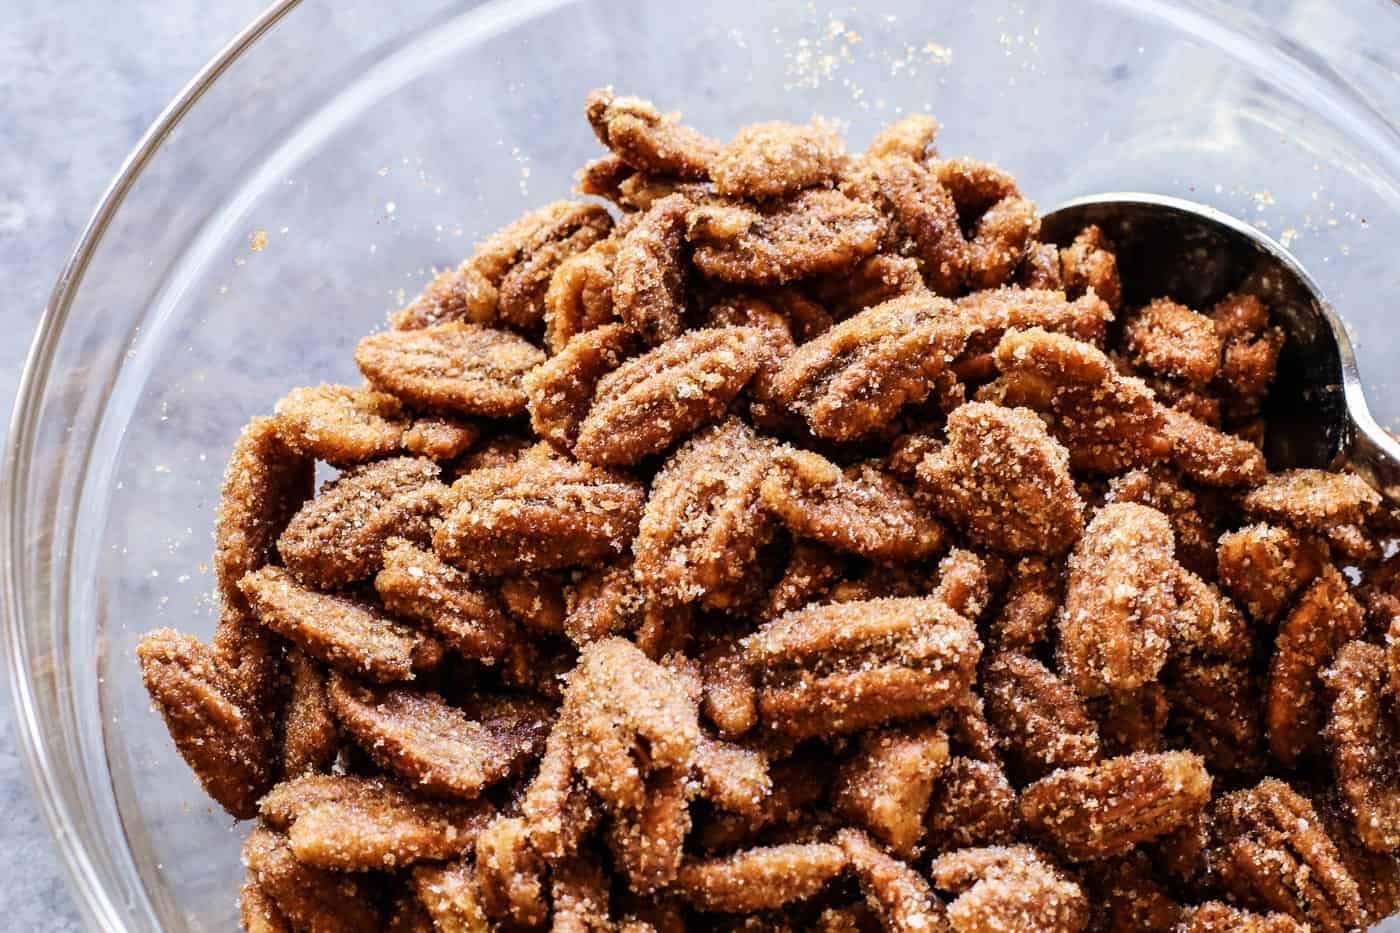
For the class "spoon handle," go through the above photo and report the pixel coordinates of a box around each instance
[1346,412,1400,507]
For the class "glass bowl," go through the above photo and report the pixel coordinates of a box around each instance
[7,0,1400,929]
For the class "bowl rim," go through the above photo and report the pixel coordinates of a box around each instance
[0,3,299,927]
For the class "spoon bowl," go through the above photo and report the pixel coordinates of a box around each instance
[1041,194,1400,504]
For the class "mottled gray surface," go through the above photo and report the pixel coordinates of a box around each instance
[0,3,266,927]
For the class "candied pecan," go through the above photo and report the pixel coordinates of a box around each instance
[1019,751,1212,860]
[213,415,313,696]
[760,449,944,561]
[868,114,941,161]
[562,638,700,812]
[1082,854,1184,933]
[833,721,950,856]
[676,843,847,913]
[810,253,925,319]
[1057,503,1179,697]
[412,860,490,932]
[327,674,550,798]
[838,828,947,933]
[574,326,767,465]
[525,323,639,450]
[563,557,688,654]
[391,264,496,331]
[634,418,778,603]
[987,328,1171,474]
[1324,522,1381,564]
[476,815,549,927]
[769,292,970,441]
[712,119,845,198]
[1216,523,1327,621]
[1309,789,1400,924]
[239,882,291,933]
[575,152,635,202]
[687,188,886,285]
[240,566,442,682]
[1153,811,1211,887]
[1218,328,1284,419]
[919,401,1083,555]
[497,572,567,637]
[242,829,381,932]
[585,89,719,178]
[1123,298,1222,386]
[544,237,620,352]
[280,648,338,778]
[520,723,596,861]
[1018,241,1064,291]
[1323,641,1400,853]
[694,753,829,852]
[259,773,493,869]
[607,767,692,894]
[759,541,845,623]
[374,539,515,662]
[929,844,1088,933]
[989,557,1061,652]
[273,384,407,466]
[1106,468,1216,578]
[758,286,836,341]
[1176,902,1306,933]
[933,157,1040,290]
[700,632,760,738]
[1165,658,1265,777]
[552,856,615,932]
[278,456,446,588]
[495,206,613,332]
[1266,567,1365,766]
[434,458,645,575]
[956,287,1112,354]
[1210,292,1270,340]
[744,596,982,739]
[1170,569,1251,661]
[618,174,710,212]
[1244,469,1381,531]
[356,321,546,417]
[452,432,540,473]
[842,154,967,294]
[402,415,481,461]
[1091,684,1171,757]
[1160,406,1266,487]
[694,731,772,816]
[1059,225,1121,311]
[393,202,611,330]
[1210,778,1366,933]
[933,546,998,620]
[136,629,275,819]
[984,652,1100,781]
[613,194,693,345]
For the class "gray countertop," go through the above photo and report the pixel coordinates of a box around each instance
[0,3,266,926]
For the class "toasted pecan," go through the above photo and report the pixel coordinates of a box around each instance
[241,566,443,682]
[277,456,446,589]
[327,674,550,798]
[761,448,945,561]
[356,321,546,417]
[1018,751,1212,860]
[434,458,645,575]
[585,89,719,179]
[687,188,886,285]
[574,326,768,465]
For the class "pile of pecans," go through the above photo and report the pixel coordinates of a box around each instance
[138,90,1400,933]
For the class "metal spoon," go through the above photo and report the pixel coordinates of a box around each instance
[1040,193,1400,505]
